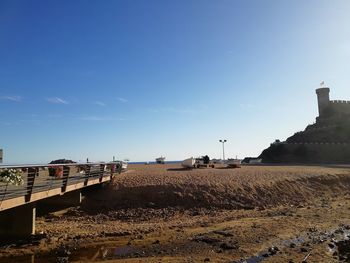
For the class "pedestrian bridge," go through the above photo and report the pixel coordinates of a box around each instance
[0,162,119,238]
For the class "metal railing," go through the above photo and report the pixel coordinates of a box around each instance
[0,162,120,209]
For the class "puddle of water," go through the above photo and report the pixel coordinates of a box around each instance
[70,245,138,261]
[234,254,265,263]
[114,246,136,256]
[0,254,57,263]
[235,227,350,263]
[3,226,350,262]
[334,239,350,261]
[233,247,279,263]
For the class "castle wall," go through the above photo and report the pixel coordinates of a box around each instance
[261,87,350,164]
[328,100,350,116]
[277,143,350,164]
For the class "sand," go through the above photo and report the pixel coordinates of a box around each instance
[1,164,350,263]
[83,164,350,210]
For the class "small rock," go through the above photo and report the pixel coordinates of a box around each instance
[220,242,238,250]
[133,252,142,257]
[328,243,335,249]
[300,247,308,253]
[335,229,344,234]
[268,246,279,255]
[56,257,69,263]
[48,237,59,244]
[343,224,350,230]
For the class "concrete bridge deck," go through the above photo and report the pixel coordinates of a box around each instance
[0,162,119,237]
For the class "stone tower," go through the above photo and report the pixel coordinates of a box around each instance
[316,87,330,117]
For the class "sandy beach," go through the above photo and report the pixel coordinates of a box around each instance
[1,163,350,262]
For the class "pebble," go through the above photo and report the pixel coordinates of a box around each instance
[300,247,308,253]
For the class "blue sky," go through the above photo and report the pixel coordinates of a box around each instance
[1,0,350,163]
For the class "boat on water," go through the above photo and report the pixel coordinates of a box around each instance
[155,156,165,164]
[181,157,196,168]
[225,158,241,168]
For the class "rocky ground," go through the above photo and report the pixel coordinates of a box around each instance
[1,164,350,263]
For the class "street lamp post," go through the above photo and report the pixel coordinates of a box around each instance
[219,139,227,160]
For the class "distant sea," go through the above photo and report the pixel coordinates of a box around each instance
[0,160,182,166]
[129,161,181,164]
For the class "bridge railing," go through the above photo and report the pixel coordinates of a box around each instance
[0,162,120,207]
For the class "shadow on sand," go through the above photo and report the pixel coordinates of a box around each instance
[215,166,240,169]
[167,167,241,171]
[166,168,193,171]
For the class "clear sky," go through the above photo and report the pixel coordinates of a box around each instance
[1,0,350,164]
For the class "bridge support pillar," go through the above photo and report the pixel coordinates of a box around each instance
[0,203,36,237]
[40,191,82,208]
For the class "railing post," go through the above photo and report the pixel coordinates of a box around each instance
[26,167,38,202]
[61,166,70,193]
[99,164,105,183]
[84,165,91,186]
[110,164,115,180]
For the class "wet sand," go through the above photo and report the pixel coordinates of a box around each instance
[1,164,350,262]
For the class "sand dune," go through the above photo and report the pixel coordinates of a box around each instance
[82,164,350,210]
